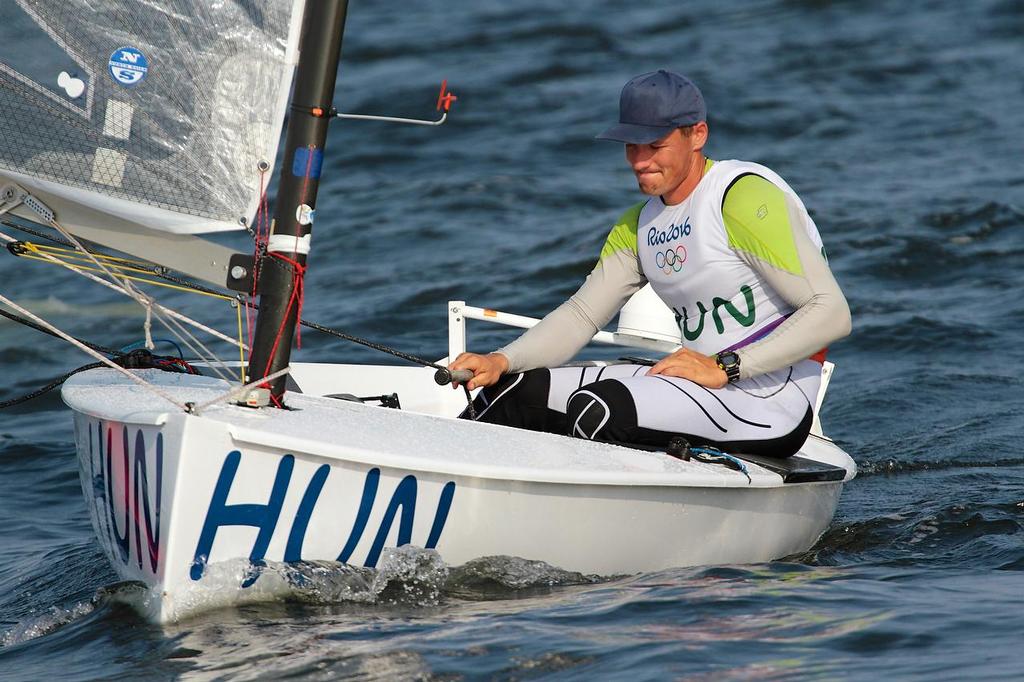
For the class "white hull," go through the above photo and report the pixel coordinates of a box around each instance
[64,365,854,622]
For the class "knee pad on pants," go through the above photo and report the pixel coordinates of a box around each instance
[565,379,637,442]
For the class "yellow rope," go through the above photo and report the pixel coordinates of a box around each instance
[22,242,152,270]
[15,240,248,375]
[235,298,246,384]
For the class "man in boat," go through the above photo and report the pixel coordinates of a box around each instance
[449,70,851,457]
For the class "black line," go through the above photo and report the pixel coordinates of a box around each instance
[791,368,813,407]
[474,374,523,420]
[735,366,793,399]
[577,367,587,391]
[694,382,772,429]
[595,366,607,382]
[653,376,728,433]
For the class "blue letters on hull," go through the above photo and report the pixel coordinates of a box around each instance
[84,423,163,575]
[190,451,457,586]
[84,424,458,588]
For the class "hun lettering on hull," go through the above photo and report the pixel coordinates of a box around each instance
[84,422,163,576]
[190,450,457,586]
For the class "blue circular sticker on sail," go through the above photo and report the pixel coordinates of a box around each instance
[108,47,149,87]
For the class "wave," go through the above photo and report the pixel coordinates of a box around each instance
[0,546,606,642]
[9,547,601,626]
[856,456,1024,477]
[0,601,95,648]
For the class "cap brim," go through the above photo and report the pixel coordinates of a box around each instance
[596,122,676,144]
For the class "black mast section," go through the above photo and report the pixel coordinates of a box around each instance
[248,0,349,402]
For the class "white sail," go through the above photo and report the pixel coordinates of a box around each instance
[0,0,306,234]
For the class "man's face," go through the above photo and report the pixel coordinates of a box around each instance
[625,124,706,204]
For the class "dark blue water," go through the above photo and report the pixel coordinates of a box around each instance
[2,0,1023,679]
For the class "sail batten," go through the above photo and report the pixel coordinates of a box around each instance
[0,0,307,234]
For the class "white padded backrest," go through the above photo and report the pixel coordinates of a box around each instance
[615,284,680,343]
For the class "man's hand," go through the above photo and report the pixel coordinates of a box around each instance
[448,352,509,391]
[647,348,729,388]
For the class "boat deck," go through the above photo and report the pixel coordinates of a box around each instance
[63,368,855,489]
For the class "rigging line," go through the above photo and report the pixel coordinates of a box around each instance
[293,317,449,371]
[133,281,238,381]
[14,243,245,319]
[0,350,196,410]
[36,221,235,378]
[15,251,156,277]
[10,222,251,308]
[235,300,245,384]
[46,218,235,382]
[0,229,248,355]
[0,293,189,411]
[0,305,122,356]
[190,366,291,416]
[147,303,236,382]
[5,228,462,395]
[23,241,151,268]
[1,222,245,300]
[1,229,245,360]
[2,219,78,246]
[0,362,107,409]
[13,253,227,297]
[8,227,446,374]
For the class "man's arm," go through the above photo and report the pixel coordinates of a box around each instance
[497,248,646,372]
[722,175,852,379]
[451,203,648,387]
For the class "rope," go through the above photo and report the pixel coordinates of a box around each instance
[2,223,477,411]
[45,219,236,383]
[688,446,752,483]
[0,363,105,409]
[0,229,247,359]
[1,219,74,246]
[0,351,197,410]
[190,366,291,416]
[3,225,448,373]
[260,252,306,379]
[0,305,120,356]
[295,318,447,370]
[0,293,190,411]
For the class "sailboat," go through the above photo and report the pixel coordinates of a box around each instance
[0,0,855,622]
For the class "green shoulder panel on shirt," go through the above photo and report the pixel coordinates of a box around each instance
[721,174,804,276]
[599,201,645,261]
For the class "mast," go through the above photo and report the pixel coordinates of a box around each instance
[247,0,349,402]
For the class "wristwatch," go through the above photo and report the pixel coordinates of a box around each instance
[715,350,741,384]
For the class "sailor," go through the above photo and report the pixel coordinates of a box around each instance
[449,70,851,457]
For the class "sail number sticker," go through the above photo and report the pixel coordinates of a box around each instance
[109,47,149,87]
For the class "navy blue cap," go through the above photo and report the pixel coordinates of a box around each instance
[597,70,706,144]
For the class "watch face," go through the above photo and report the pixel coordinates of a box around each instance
[719,351,739,366]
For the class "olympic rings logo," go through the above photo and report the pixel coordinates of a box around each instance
[655,245,687,274]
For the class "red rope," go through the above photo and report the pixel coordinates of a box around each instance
[253,145,316,390]
[257,252,305,379]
